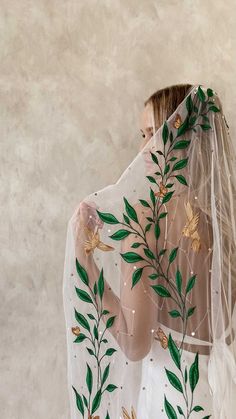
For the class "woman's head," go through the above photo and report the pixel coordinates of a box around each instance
[139,83,193,151]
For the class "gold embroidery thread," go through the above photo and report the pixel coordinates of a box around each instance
[182,201,201,252]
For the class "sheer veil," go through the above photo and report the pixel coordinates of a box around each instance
[63,84,236,418]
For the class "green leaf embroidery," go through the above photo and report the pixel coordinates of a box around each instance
[197,85,206,102]
[164,394,178,419]
[165,368,183,393]
[109,229,131,240]
[98,268,105,300]
[172,140,190,149]
[120,252,144,263]
[175,174,188,186]
[72,386,84,416]
[76,258,89,286]
[162,121,169,145]
[75,287,93,304]
[152,284,171,297]
[86,363,93,394]
[75,309,90,332]
[96,210,119,224]
[189,353,199,392]
[132,267,143,288]
[172,158,188,171]
[123,197,138,223]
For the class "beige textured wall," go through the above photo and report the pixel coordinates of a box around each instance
[1,1,235,418]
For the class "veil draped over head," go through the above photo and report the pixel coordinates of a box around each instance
[63,84,236,419]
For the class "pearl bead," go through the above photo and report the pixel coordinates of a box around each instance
[151,329,155,333]
[194,196,198,199]
[132,309,135,313]
[108,229,111,232]
[124,282,127,286]
[191,332,195,336]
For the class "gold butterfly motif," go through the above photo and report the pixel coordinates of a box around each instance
[82,223,115,255]
[154,327,168,349]
[182,201,201,252]
[122,406,137,419]
[155,181,168,198]
[71,326,81,336]
[172,113,182,129]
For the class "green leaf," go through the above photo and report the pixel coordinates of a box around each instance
[144,248,155,259]
[164,164,170,175]
[109,229,131,240]
[176,117,189,137]
[101,363,110,386]
[132,267,143,288]
[175,174,188,186]
[74,333,87,343]
[168,309,181,318]
[123,197,138,223]
[105,384,118,392]
[187,306,196,318]
[162,121,169,145]
[131,242,142,248]
[98,268,104,300]
[166,183,174,188]
[189,352,199,392]
[193,405,204,412]
[150,152,159,164]
[149,273,159,280]
[145,223,152,233]
[93,282,97,295]
[186,93,193,114]
[200,124,211,131]
[169,247,178,264]
[173,140,190,150]
[186,274,196,294]
[159,248,167,256]
[162,190,174,204]
[123,213,130,224]
[207,87,214,97]
[86,347,95,356]
[102,309,109,315]
[202,115,209,122]
[184,365,188,383]
[169,156,177,161]
[96,210,119,224]
[150,188,156,206]
[91,389,102,414]
[172,158,188,171]
[105,348,117,356]
[165,368,183,393]
[177,405,184,415]
[170,131,173,143]
[151,284,171,297]
[139,199,150,208]
[168,333,181,370]
[82,394,88,408]
[72,386,84,416]
[154,222,160,240]
[175,269,182,295]
[106,316,116,328]
[120,252,144,263]
[105,412,111,419]
[87,313,96,320]
[93,324,98,340]
[209,105,220,112]
[86,363,93,394]
[189,115,197,126]
[159,212,168,219]
[75,287,93,304]
[75,309,90,332]
[164,395,178,419]
[76,258,89,286]
[197,86,206,102]
[146,175,157,184]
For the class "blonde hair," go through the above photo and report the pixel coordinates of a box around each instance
[144,83,193,131]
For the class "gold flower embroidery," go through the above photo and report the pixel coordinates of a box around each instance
[182,201,201,252]
[71,326,81,336]
[88,413,99,419]
[82,224,115,255]
[154,327,168,349]
[122,406,137,419]
[155,181,168,198]
[172,113,182,129]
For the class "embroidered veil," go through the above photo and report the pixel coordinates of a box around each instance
[63,84,236,419]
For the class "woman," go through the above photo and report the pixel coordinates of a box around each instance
[63,84,236,418]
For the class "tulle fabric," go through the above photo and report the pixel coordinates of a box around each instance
[63,84,236,418]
